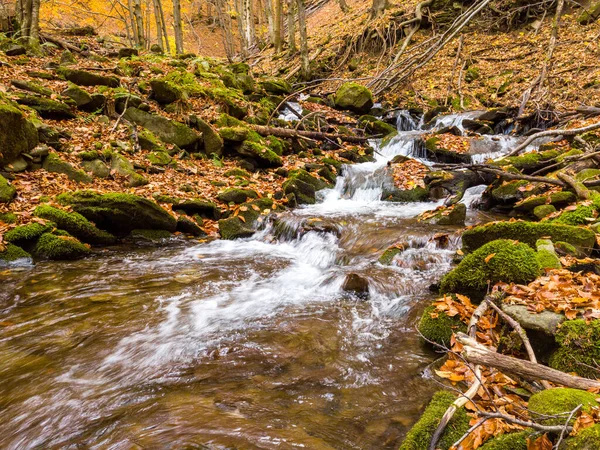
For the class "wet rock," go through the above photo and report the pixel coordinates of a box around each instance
[124,107,202,151]
[11,79,53,96]
[501,304,564,336]
[150,80,182,104]
[58,68,120,87]
[128,229,172,243]
[378,243,406,265]
[382,186,430,202]
[218,198,273,240]
[0,243,31,264]
[423,106,449,124]
[333,82,374,114]
[424,136,471,164]
[16,95,76,120]
[43,153,92,183]
[283,169,330,205]
[342,273,369,299]
[33,205,116,245]
[5,45,26,56]
[358,115,396,135]
[176,216,206,236]
[57,191,177,233]
[82,159,110,178]
[418,203,466,226]
[172,199,221,219]
[461,119,493,135]
[33,232,91,260]
[218,217,255,240]
[0,96,39,165]
[217,188,258,204]
[118,47,138,58]
[0,175,16,203]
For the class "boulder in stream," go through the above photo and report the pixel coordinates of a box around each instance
[333,82,374,114]
[341,273,369,299]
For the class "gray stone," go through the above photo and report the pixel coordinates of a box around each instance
[501,304,565,335]
[3,156,28,173]
[82,159,110,178]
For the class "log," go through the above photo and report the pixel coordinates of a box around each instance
[455,333,600,391]
[250,124,369,144]
[40,33,86,54]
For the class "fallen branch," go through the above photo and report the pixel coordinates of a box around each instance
[250,124,369,143]
[505,120,600,157]
[477,411,573,434]
[456,333,600,390]
[40,33,86,54]
[557,172,590,200]
[470,165,566,187]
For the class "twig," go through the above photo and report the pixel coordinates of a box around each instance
[554,405,581,450]
[478,411,573,433]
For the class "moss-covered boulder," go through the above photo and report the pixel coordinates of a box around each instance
[399,391,471,450]
[490,180,530,203]
[176,216,205,236]
[461,221,596,255]
[11,79,53,97]
[378,244,405,265]
[129,229,172,243]
[43,152,92,183]
[333,82,374,114]
[0,244,31,263]
[578,1,600,24]
[563,423,600,449]
[528,388,599,426]
[33,232,91,260]
[62,83,93,109]
[237,141,283,168]
[146,151,172,166]
[549,319,600,378]
[441,239,541,299]
[33,205,116,245]
[283,169,330,205]
[189,116,224,156]
[82,159,110,178]
[536,238,561,270]
[0,174,16,203]
[219,126,249,142]
[124,107,202,151]
[217,188,258,204]
[218,198,273,240]
[418,203,466,226]
[514,191,575,212]
[218,216,255,240]
[424,136,472,164]
[418,304,466,346]
[58,68,120,87]
[259,77,292,95]
[533,204,556,220]
[478,431,530,450]
[358,115,396,135]
[4,222,55,247]
[0,96,39,165]
[382,186,430,202]
[57,191,177,233]
[551,196,600,226]
[16,95,76,120]
[172,199,221,219]
[111,153,149,186]
[150,79,182,104]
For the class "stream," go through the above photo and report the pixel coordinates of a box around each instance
[0,111,517,449]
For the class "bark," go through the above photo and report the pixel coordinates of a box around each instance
[133,0,145,47]
[274,0,283,52]
[156,0,171,52]
[127,0,139,46]
[235,0,248,55]
[153,0,165,50]
[456,333,600,391]
[370,0,387,19]
[338,0,349,13]
[172,0,185,54]
[296,0,309,78]
[28,0,40,42]
[215,0,235,59]
[287,0,296,53]
[264,0,275,45]
[250,124,369,143]
[242,0,256,50]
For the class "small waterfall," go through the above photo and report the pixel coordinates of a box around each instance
[396,110,419,131]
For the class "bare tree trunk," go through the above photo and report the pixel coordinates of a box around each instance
[20,0,32,40]
[338,0,349,13]
[133,0,146,47]
[234,0,248,56]
[287,0,296,53]
[264,0,275,45]
[29,0,40,42]
[153,0,165,49]
[370,0,387,19]
[172,0,185,54]
[156,0,171,52]
[215,0,235,59]
[274,0,283,52]
[296,0,309,78]
[243,0,256,49]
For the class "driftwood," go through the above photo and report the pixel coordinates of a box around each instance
[456,333,600,391]
[250,124,369,144]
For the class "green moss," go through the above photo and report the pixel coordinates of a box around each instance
[554,241,579,256]
[0,174,17,203]
[218,217,255,240]
[441,239,541,299]
[33,232,90,260]
[43,152,92,183]
[0,212,17,223]
[217,188,258,204]
[0,244,31,262]
[515,191,575,211]
[528,388,599,426]
[333,82,374,114]
[552,195,600,226]
[478,431,530,450]
[418,305,466,346]
[399,391,471,450]
[264,135,285,156]
[575,169,600,182]
[218,126,249,142]
[378,245,404,265]
[147,151,172,166]
[536,249,561,270]
[224,168,251,178]
[358,115,396,135]
[461,220,596,254]
[533,204,556,220]
[239,141,283,167]
[78,150,100,161]
[549,319,600,378]
[493,149,561,171]
[33,205,116,245]
[321,157,343,172]
[4,222,54,246]
[491,180,529,202]
[563,423,600,449]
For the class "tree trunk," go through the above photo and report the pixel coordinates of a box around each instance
[264,0,275,45]
[370,0,387,19]
[287,0,296,53]
[153,0,165,49]
[29,0,40,42]
[172,0,185,54]
[215,0,235,59]
[338,0,349,13]
[156,0,171,52]
[133,0,145,47]
[243,0,256,49]
[296,0,309,78]
[274,0,283,52]
[20,0,32,40]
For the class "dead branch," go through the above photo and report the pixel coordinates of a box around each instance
[557,172,590,200]
[477,411,573,433]
[470,165,566,187]
[456,332,600,390]
[40,33,86,54]
[392,0,433,63]
[250,124,369,143]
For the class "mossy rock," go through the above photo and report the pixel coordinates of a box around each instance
[0,212,17,223]
[576,168,600,182]
[551,195,600,226]
[378,245,405,265]
[33,205,116,245]
[4,222,55,247]
[492,149,562,172]
[491,180,530,203]
[0,174,16,203]
[0,95,39,164]
[237,141,283,168]
[57,191,177,234]
[563,423,600,449]
[129,228,172,243]
[33,232,90,260]
[549,319,600,378]
[218,126,249,142]
[176,216,205,236]
[478,431,530,450]
[441,239,541,299]
[533,204,557,220]
[189,116,224,156]
[382,186,430,202]
[333,82,374,114]
[82,159,110,178]
[16,95,76,120]
[536,239,561,270]
[418,305,466,346]
[224,168,251,178]
[282,169,330,205]
[528,388,599,426]
[218,217,255,240]
[58,68,120,87]
[150,79,182,104]
[11,79,53,96]
[147,151,172,166]
[0,244,31,263]
[358,115,396,135]
[424,136,471,164]
[399,391,471,450]
[419,203,466,226]
[43,152,92,183]
[62,83,93,109]
[173,199,221,219]
[111,153,149,186]
[217,188,258,204]
[461,221,596,255]
[124,107,202,151]
[259,77,292,95]
[578,1,600,25]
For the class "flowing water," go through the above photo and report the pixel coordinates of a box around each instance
[0,112,512,449]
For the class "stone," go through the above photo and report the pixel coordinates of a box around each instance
[218,217,255,240]
[10,79,53,96]
[341,273,369,299]
[418,203,466,226]
[43,153,92,183]
[57,191,177,233]
[124,107,202,151]
[3,156,28,173]
[189,115,224,156]
[172,199,221,219]
[62,83,93,109]
[0,244,31,263]
[147,151,171,166]
[536,238,561,270]
[129,229,172,243]
[111,153,148,187]
[333,82,374,114]
[176,216,206,236]
[33,232,91,260]
[259,77,292,95]
[82,159,110,178]
[217,188,258,204]
[150,44,163,54]
[59,50,77,66]
[533,204,556,220]
[0,174,16,203]
[150,80,182,104]
[237,141,283,168]
[16,95,76,120]
[58,68,120,87]
[0,96,39,164]
[118,47,139,58]
[501,304,564,335]
[5,45,26,56]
